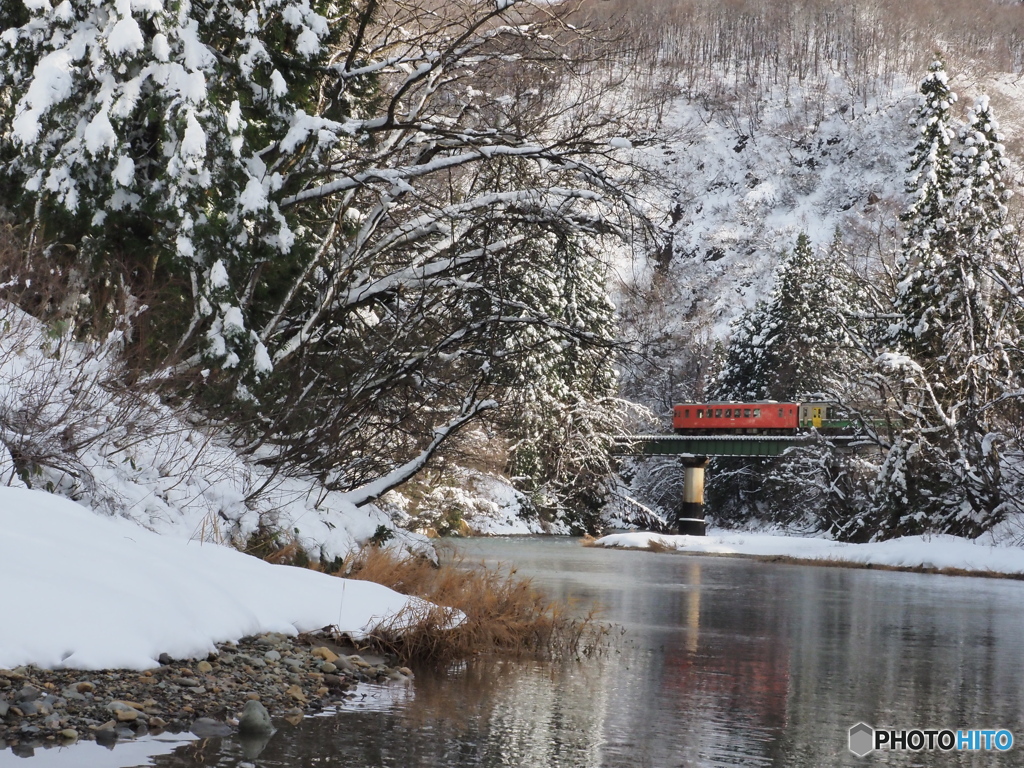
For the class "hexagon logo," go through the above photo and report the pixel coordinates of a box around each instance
[849,722,874,756]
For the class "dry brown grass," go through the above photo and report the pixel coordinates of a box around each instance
[644,537,675,553]
[331,546,607,664]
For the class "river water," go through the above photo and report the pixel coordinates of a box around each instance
[6,536,1024,767]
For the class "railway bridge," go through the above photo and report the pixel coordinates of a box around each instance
[612,434,862,535]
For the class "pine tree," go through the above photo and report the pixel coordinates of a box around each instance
[496,235,623,533]
[871,74,1020,538]
[889,57,959,365]
[956,96,1011,253]
[760,232,860,400]
[713,232,859,403]
[711,301,772,402]
[708,232,864,527]
[1,0,355,372]
[939,95,1017,530]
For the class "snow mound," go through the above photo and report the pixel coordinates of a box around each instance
[0,487,428,670]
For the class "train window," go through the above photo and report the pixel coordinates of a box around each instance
[753,408,760,417]
[724,408,731,417]
[744,408,751,417]
[684,409,690,418]
[778,408,784,418]
[697,409,703,418]
[715,409,722,418]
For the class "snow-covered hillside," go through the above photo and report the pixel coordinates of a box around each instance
[633,71,1024,339]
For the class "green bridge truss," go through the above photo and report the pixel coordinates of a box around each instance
[613,435,816,457]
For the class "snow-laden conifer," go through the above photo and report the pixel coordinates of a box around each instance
[713,232,859,403]
[0,0,346,371]
[871,75,1022,538]
[889,58,959,363]
[709,232,864,528]
[711,301,771,402]
[497,235,623,530]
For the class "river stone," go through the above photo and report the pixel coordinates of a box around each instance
[257,633,288,647]
[191,718,233,738]
[264,651,281,662]
[321,662,337,674]
[59,729,78,740]
[238,700,273,735]
[17,700,40,717]
[196,661,213,674]
[107,702,142,722]
[15,685,42,703]
[333,656,357,673]
[311,647,339,664]
[0,698,8,718]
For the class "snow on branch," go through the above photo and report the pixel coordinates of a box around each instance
[345,394,498,508]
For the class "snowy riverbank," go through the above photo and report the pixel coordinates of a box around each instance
[594,530,1024,577]
[0,487,433,672]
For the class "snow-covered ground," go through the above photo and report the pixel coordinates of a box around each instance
[595,530,1024,576]
[0,487,433,671]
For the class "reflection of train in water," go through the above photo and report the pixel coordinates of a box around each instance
[672,401,859,435]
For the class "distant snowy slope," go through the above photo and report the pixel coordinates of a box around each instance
[640,73,1024,338]
[0,487,433,670]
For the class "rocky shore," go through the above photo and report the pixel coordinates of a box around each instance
[0,631,412,754]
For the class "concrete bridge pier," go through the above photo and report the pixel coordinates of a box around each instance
[674,456,709,535]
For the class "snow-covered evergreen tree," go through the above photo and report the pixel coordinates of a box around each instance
[871,74,1021,538]
[711,301,772,402]
[760,233,860,399]
[709,232,864,527]
[495,235,624,532]
[0,0,349,370]
[888,58,959,365]
[713,232,859,403]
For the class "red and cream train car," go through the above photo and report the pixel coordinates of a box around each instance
[672,403,800,435]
